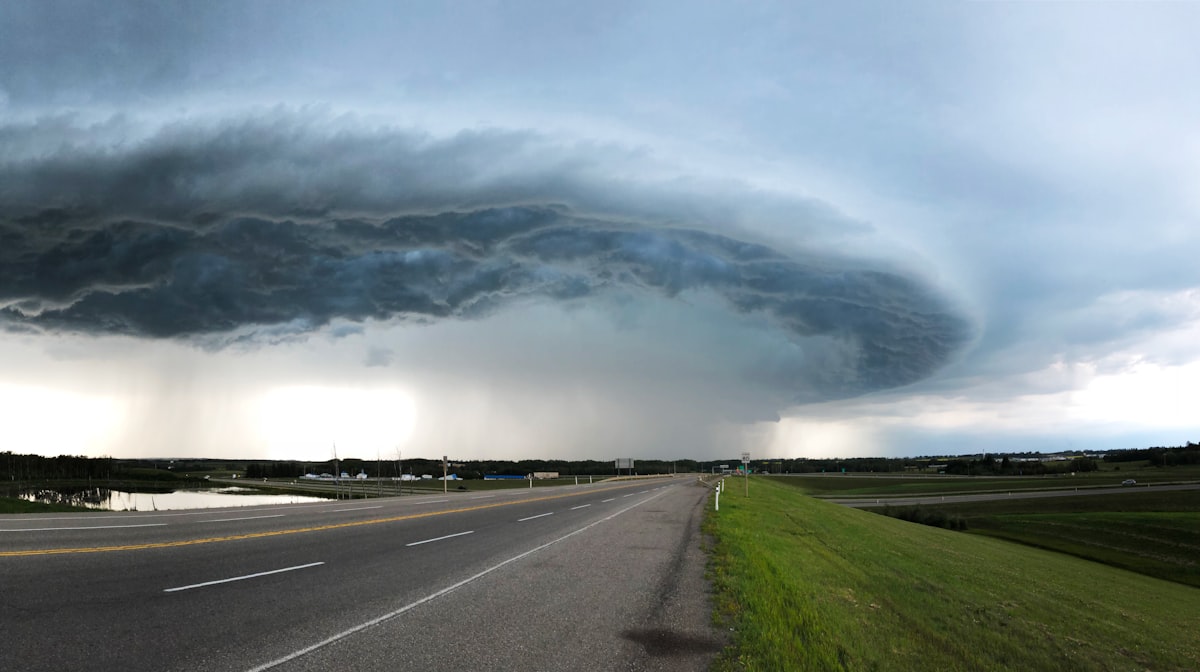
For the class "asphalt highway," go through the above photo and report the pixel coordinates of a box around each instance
[0,477,722,671]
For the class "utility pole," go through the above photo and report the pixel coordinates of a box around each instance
[443,455,448,494]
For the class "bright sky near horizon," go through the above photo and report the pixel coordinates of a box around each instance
[1,1,1198,463]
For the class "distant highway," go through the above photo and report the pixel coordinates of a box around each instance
[0,477,722,671]
[825,482,1200,508]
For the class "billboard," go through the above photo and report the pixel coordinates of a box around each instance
[615,458,634,469]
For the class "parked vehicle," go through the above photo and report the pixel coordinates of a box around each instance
[1121,479,1137,486]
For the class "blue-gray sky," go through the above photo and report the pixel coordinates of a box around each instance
[1,1,1198,462]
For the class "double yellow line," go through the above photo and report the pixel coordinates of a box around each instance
[1,484,645,557]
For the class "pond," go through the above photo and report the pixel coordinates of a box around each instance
[20,486,329,511]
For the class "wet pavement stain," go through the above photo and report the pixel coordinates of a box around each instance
[621,628,724,657]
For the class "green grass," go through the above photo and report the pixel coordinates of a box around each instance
[970,512,1200,588]
[910,489,1200,516]
[769,465,1200,498]
[0,496,94,513]
[869,490,1200,588]
[705,477,1200,671]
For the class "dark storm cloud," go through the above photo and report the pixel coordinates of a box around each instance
[0,115,974,402]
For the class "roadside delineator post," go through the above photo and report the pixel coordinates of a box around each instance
[715,483,721,511]
[742,451,751,498]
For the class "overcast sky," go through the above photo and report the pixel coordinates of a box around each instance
[2,1,1198,463]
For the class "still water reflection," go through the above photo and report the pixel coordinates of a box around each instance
[21,486,328,511]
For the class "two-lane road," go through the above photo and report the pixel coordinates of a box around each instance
[0,477,722,671]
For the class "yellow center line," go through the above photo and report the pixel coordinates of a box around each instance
[0,482,665,557]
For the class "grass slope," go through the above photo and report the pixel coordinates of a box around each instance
[781,464,1200,498]
[706,477,1200,671]
[0,496,94,513]
[970,512,1200,588]
[873,490,1200,588]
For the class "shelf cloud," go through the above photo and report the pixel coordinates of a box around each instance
[0,116,973,407]
[5,2,1194,460]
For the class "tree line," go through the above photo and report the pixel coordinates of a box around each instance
[1102,442,1200,466]
[2,452,114,481]
[5,441,1198,484]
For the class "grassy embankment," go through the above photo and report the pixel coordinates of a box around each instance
[705,476,1200,671]
[786,465,1200,590]
[791,462,1200,499]
[874,488,1200,589]
[0,497,93,513]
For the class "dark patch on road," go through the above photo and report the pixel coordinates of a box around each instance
[621,627,724,657]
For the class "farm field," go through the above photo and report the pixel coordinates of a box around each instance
[773,462,1200,498]
[705,476,1200,671]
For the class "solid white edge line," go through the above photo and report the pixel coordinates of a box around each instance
[244,490,669,672]
[0,523,168,532]
[199,514,285,523]
[406,530,474,547]
[409,499,450,505]
[165,562,325,593]
[570,504,591,510]
[517,512,554,522]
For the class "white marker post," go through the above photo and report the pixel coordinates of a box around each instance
[715,483,720,511]
[742,451,751,497]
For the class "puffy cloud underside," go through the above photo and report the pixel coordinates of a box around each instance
[1,207,971,400]
[0,118,974,403]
